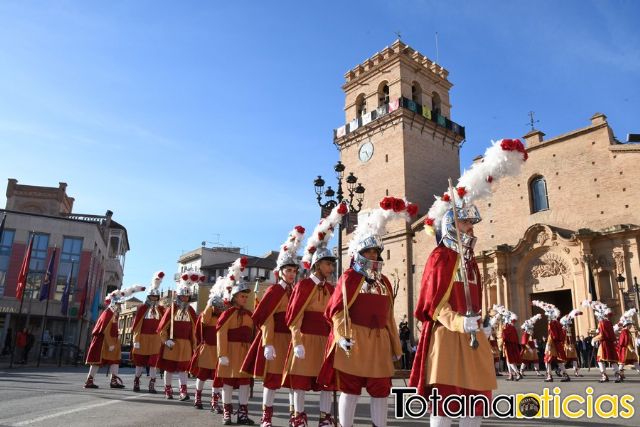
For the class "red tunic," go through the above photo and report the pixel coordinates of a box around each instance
[156,304,197,372]
[520,331,538,362]
[131,303,165,365]
[617,328,638,364]
[240,284,289,378]
[502,323,521,364]
[544,320,566,363]
[408,246,496,414]
[596,319,618,362]
[85,308,120,366]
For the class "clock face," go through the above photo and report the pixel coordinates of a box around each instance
[359,141,374,163]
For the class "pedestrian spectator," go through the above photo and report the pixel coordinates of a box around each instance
[537,337,545,371]
[584,335,594,368]
[42,330,51,358]
[399,319,412,369]
[16,328,28,364]
[23,329,35,364]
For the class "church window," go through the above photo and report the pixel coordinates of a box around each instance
[431,91,442,116]
[378,82,389,106]
[530,176,549,213]
[411,82,422,104]
[356,93,367,116]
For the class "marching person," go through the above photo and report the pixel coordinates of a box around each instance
[190,281,225,410]
[519,314,542,377]
[560,309,583,377]
[157,271,199,400]
[616,309,640,380]
[216,257,256,425]
[583,300,621,383]
[318,197,417,427]
[532,300,570,382]
[241,226,305,427]
[284,204,346,427]
[488,315,502,376]
[85,285,144,389]
[410,138,527,427]
[499,309,522,381]
[131,271,166,393]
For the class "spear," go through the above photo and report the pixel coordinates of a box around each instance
[448,178,479,349]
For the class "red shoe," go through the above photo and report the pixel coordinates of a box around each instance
[165,385,174,399]
[133,376,141,392]
[223,404,234,425]
[194,389,203,409]
[211,392,223,414]
[84,376,99,389]
[110,375,125,389]
[292,412,308,427]
[148,378,157,394]
[260,405,273,427]
[237,404,255,425]
[318,411,336,427]
[179,384,189,401]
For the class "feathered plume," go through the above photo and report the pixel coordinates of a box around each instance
[532,299,560,319]
[521,313,542,332]
[348,196,419,257]
[209,276,229,309]
[582,299,611,319]
[618,308,637,326]
[120,284,146,298]
[560,309,582,327]
[150,271,164,292]
[302,202,348,270]
[276,225,306,269]
[177,269,206,294]
[423,138,528,236]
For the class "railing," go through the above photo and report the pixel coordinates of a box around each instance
[334,96,465,140]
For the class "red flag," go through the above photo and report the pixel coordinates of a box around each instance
[16,234,34,300]
[77,275,90,319]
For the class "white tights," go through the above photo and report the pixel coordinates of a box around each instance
[222,384,250,405]
[263,387,276,406]
[339,393,358,427]
[134,366,157,379]
[87,364,99,378]
[293,389,305,413]
[109,364,119,376]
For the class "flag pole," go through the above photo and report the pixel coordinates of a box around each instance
[9,232,35,369]
[75,257,94,366]
[58,261,74,367]
[36,246,57,367]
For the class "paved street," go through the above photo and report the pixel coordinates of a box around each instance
[0,366,638,426]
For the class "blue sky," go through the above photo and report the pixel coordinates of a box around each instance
[1,1,638,291]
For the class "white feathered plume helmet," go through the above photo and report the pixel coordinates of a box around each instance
[208,276,228,311]
[347,196,419,258]
[147,271,164,297]
[582,299,611,321]
[532,300,560,320]
[275,225,306,279]
[560,309,583,327]
[105,284,146,307]
[618,308,637,327]
[489,304,505,327]
[302,202,348,270]
[492,303,516,324]
[423,138,528,237]
[177,269,206,296]
[521,313,542,333]
[215,256,249,304]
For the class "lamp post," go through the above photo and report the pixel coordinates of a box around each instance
[616,273,627,310]
[314,160,366,277]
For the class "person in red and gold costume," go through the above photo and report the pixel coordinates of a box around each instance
[411,138,527,427]
[131,271,166,393]
[241,226,305,427]
[216,257,255,425]
[190,275,224,411]
[583,300,621,383]
[518,314,542,377]
[283,204,345,427]
[84,285,144,389]
[487,314,502,377]
[318,197,417,427]
[498,308,522,381]
[560,309,583,378]
[532,300,570,382]
[156,271,199,400]
[616,309,640,380]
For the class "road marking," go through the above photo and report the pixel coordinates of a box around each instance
[11,394,144,426]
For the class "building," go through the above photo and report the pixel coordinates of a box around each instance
[118,297,143,347]
[176,245,279,312]
[334,39,465,325]
[0,179,129,359]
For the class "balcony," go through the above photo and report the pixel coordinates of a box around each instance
[334,97,465,140]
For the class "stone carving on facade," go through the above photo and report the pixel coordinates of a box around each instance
[481,271,498,287]
[572,258,579,265]
[536,231,550,247]
[563,247,570,254]
[613,251,625,274]
[531,253,570,279]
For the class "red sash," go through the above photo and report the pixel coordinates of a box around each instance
[228,326,252,343]
[301,311,331,336]
[349,293,389,329]
[203,325,217,346]
[273,312,289,334]
[109,322,119,338]
[172,320,192,340]
[141,318,160,334]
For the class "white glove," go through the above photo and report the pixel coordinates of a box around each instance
[294,344,306,359]
[165,339,175,349]
[338,337,354,353]
[463,316,481,333]
[264,345,276,361]
[108,345,115,352]
[133,342,140,349]
[219,356,229,366]
[482,326,492,338]
[545,344,551,353]
[392,354,402,362]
